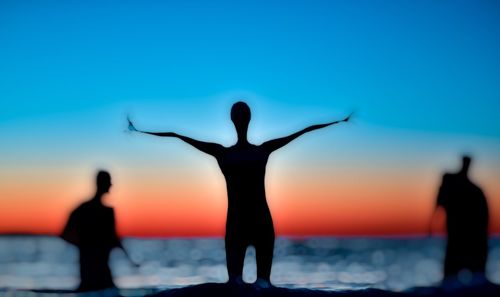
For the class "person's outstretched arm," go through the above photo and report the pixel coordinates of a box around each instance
[128,117,224,157]
[261,113,352,153]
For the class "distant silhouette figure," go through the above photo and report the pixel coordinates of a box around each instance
[61,170,138,292]
[129,101,351,285]
[432,156,489,279]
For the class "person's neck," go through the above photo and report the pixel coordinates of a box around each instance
[236,129,249,146]
[92,191,105,202]
[236,136,249,146]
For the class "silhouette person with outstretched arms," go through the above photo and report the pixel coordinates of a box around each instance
[431,155,489,280]
[61,170,138,292]
[128,101,350,285]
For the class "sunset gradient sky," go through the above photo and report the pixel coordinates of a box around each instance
[1,0,499,237]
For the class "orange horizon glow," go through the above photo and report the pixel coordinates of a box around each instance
[1,167,499,238]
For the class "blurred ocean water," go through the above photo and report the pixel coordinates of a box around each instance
[0,236,499,292]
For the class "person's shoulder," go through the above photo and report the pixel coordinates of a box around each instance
[76,199,109,213]
[441,172,454,181]
[72,200,90,213]
[443,172,455,178]
[469,180,484,194]
[66,200,90,222]
[103,205,115,215]
[226,144,237,150]
[443,171,463,180]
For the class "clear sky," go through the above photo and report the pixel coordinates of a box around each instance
[1,0,499,237]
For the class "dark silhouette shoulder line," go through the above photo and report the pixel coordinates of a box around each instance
[129,101,351,285]
[61,170,139,292]
[431,155,489,281]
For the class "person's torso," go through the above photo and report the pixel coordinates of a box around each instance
[443,175,488,235]
[74,201,118,251]
[217,144,271,216]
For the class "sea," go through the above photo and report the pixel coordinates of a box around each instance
[1,236,499,293]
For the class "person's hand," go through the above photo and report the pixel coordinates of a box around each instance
[126,255,141,269]
[127,116,138,132]
[343,111,354,122]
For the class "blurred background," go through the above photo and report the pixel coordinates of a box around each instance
[1,0,499,291]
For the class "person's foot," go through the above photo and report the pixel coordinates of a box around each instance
[227,276,245,286]
[254,277,272,289]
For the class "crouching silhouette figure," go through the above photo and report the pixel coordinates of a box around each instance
[433,156,489,280]
[129,101,350,286]
[61,170,138,291]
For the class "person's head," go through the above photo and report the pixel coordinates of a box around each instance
[231,101,251,138]
[460,155,472,175]
[96,170,112,194]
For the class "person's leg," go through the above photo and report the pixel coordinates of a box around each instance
[79,252,115,291]
[468,236,488,274]
[255,228,275,283]
[225,235,246,282]
[444,239,461,278]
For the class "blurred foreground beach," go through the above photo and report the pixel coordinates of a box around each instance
[1,236,500,296]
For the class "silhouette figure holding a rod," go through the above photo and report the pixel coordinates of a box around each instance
[128,101,350,285]
[61,170,139,291]
[430,155,489,281]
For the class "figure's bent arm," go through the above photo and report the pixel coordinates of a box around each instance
[129,118,223,157]
[262,113,351,153]
[429,175,448,236]
[428,207,441,237]
[111,210,140,267]
[61,212,80,246]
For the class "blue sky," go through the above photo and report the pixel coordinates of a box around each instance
[1,0,499,167]
[1,0,499,134]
